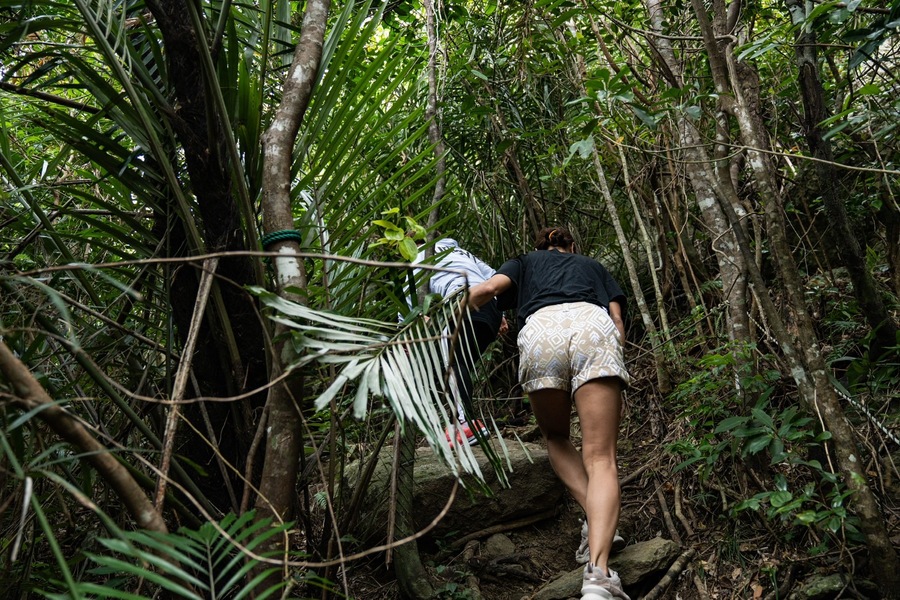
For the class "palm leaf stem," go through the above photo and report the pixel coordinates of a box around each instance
[0,150,105,306]
[0,81,101,113]
[30,491,79,594]
[210,0,236,57]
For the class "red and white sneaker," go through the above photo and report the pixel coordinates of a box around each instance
[445,420,489,446]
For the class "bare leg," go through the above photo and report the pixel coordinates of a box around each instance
[574,377,622,574]
[529,388,588,508]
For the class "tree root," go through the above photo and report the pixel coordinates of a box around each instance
[447,508,557,552]
[462,541,484,600]
[642,546,696,600]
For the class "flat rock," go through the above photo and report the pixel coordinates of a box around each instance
[345,440,564,542]
[529,537,682,600]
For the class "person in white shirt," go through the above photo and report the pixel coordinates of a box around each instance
[416,238,507,445]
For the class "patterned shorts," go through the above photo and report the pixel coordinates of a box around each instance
[517,302,629,394]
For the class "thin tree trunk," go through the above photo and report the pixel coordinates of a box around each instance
[591,146,672,393]
[560,20,671,393]
[784,0,899,360]
[486,101,543,237]
[393,427,435,600]
[388,0,444,596]
[255,0,331,589]
[617,144,674,344]
[145,0,268,508]
[642,0,750,395]
[693,1,900,592]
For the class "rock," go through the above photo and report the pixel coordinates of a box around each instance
[785,572,879,599]
[483,534,516,558]
[344,440,564,543]
[787,573,849,600]
[529,537,681,600]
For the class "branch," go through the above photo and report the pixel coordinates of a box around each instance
[642,546,696,600]
[0,339,167,533]
[0,81,101,113]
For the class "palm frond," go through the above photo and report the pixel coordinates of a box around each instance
[253,284,510,482]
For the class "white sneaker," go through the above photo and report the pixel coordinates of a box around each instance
[575,521,626,564]
[582,564,630,600]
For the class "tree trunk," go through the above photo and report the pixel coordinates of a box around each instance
[255,0,331,589]
[643,0,750,393]
[785,0,899,360]
[145,0,268,509]
[387,0,445,595]
[693,1,900,592]
[392,426,435,600]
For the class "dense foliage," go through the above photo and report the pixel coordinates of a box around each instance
[1,0,899,597]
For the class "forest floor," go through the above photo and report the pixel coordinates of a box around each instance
[344,356,895,600]
[344,382,687,599]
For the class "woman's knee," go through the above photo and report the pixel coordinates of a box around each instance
[582,452,618,477]
[539,423,571,444]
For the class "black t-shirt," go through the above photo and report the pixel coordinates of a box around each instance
[496,250,626,330]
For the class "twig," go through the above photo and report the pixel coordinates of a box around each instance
[655,479,683,545]
[155,257,218,509]
[642,546,696,600]
[447,508,557,551]
[674,480,695,538]
[621,460,655,487]
[462,541,484,600]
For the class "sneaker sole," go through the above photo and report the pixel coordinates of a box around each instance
[581,587,613,600]
[465,431,489,446]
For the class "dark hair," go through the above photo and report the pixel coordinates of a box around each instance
[535,226,575,251]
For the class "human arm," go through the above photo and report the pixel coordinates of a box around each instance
[468,274,513,309]
[609,300,625,346]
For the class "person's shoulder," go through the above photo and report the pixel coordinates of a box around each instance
[435,237,459,249]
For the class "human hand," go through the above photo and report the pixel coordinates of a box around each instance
[499,315,509,336]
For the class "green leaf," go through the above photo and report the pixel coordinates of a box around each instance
[769,490,793,507]
[630,105,657,129]
[384,227,405,241]
[714,415,748,433]
[566,137,594,162]
[795,510,818,525]
[858,83,881,95]
[743,435,772,455]
[399,238,418,262]
[750,407,775,429]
